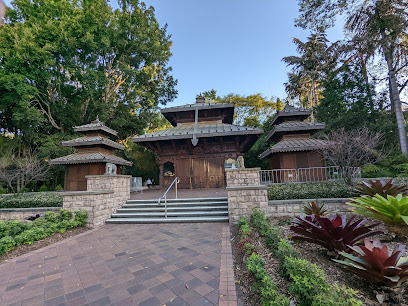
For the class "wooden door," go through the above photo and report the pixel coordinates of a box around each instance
[192,159,206,188]
[175,159,191,189]
[207,158,223,188]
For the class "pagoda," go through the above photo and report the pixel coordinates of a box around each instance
[260,105,327,182]
[49,118,132,191]
[132,96,263,189]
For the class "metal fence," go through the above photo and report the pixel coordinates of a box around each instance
[260,166,361,185]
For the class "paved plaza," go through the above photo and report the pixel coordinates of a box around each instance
[0,223,237,306]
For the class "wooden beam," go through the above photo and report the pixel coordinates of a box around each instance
[239,136,252,151]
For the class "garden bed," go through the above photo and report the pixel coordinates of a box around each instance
[0,226,89,262]
[231,211,408,305]
[0,192,63,208]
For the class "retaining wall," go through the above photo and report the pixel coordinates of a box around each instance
[62,175,131,227]
[0,207,61,221]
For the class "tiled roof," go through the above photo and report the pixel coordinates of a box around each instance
[269,106,312,126]
[49,152,132,166]
[265,121,325,141]
[62,136,124,150]
[260,138,327,159]
[161,102,235,114]
[73,120,118,136]
[132,123,263,142]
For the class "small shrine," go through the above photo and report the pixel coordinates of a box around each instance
[132,96,263,189]
[260,105,327,182]
[49,118,132,191]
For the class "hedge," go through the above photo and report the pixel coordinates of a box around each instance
[267,181,358,200]
[0,192,63,208]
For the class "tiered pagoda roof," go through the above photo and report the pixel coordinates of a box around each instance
[49,119,132,166]
[132,97,263,145]
[260,105,326,159]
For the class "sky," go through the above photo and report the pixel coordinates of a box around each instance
[3,0,344,108]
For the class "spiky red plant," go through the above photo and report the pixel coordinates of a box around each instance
[355,179,408,197]
[298,201,328,217]
[334,239,408,288]
[291,214,383,253]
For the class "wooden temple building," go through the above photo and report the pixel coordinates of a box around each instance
[49,119,132,191]
[132,97,263,189]
[260,105,327,182]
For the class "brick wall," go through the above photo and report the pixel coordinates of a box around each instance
[63,175,131,227]
[226,168,268,223]
[266,198,351,217]
[0,207,60,221]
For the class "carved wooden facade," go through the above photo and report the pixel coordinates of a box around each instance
[133,97,263,189]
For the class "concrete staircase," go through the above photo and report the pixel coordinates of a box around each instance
[105,197,229,224]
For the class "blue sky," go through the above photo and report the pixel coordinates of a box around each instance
[4,0,343,107]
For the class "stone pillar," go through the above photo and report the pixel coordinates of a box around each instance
[62,175,131,227]
[225,167,268,223]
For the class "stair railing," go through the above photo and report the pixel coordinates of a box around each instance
[158,177,179,219]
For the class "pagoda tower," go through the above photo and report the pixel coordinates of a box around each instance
[49,118,132,191]
[132,96,263,189]
[260,105,327,182]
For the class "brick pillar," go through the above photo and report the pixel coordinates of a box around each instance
[225,168,268,223]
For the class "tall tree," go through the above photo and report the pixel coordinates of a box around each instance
[296,0,408,154]
[283,32,337,109]
[0,0,177,140]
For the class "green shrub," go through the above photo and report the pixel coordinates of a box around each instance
[56,220,69,233]
[43,211,58,223]
[0,236,16,254]
[15,230,36,245]
[31,227,47,240]
[362,154,408,178]
[251,209,281,249]
[243,242,256,255]
[38,185,48,192]
[74,210,88,226]
[0,192,63,208]
[44,223,59,236]
[268,181,358,200]
[0,221,31,239]
[57,209,72,222]
[282,256,330,306]
[246,253,290,306]
[55,185,63,191]
[274,239,298,262]
[0,186,6,194]
[312,284,362,306]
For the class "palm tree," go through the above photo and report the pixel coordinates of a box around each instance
[283,32,335,110]
[345,0,408,154]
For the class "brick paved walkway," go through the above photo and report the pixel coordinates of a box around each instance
[0,223,237,306]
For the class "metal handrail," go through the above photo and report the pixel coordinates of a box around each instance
[158,177,179,219]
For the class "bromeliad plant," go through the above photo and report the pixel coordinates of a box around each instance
[291,214,383,253]
[354,179,408,197]
[347,194,408,227]
[334,239,408,288]
[297,200,328,217]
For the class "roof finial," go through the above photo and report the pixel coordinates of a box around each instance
[96,115,100,122]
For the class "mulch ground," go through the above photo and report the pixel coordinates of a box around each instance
[231,216,408,305]
[0,226,90,263]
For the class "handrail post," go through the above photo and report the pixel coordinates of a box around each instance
[175,179,178,199]
[165,195,167,219]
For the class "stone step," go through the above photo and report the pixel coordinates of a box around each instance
[116,205,228,213]
[122,201,227,208]
[126,197,227,204]
[111,211,228,218]
[106,216,229,224]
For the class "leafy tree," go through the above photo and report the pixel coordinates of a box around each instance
[0,0,177,141]
[295,0,408,154]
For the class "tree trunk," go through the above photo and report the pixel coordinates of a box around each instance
[384,50,408,154]
[311,78,319,107]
